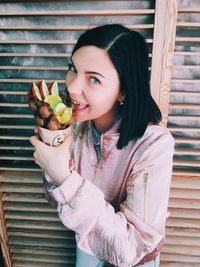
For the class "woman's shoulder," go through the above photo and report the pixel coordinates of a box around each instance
[139,122,175,147]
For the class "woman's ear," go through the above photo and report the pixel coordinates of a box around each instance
[118,93,125,103]
[118,94,125,106]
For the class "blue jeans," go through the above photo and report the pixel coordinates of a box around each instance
[75,246,160,267]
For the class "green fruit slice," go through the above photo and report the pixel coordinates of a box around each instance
[54,103,67,116]
[44,95,62,110]
[49,81,59,96]
[60,107,72,125]
[40,80,49,99]
[32,81,42,100]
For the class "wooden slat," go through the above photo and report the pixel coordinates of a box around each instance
[176,37,200,42]
[10,245,74,256]
[12,254,70,264]
[169,103,200,109]
[0,40,77,44]
[13,260,74,267]
[6,219,65,230]
[170,91,200,96]
[2,193,46,203]
[0,184,43,193]
[0,39,153,44]
[170,188,200,200]
[13,261,73,267]
[173,65,200,70]
[0,53,70,57]
[5,211,59,221]
[178,7,200,13]
[0,103,28,107]
[161,253,200,263]
[166,227,200,237]
[0,24,154,30]
[0,9,155,16]
[0,79,65,83]
[162,244,200,256]
[160,263,200,267]
[173,159,200,167]
[0,155,34,161]
[0,91,28,95]
[168,115,200,120]
[8,229,73,239]
[171,79,200,83]
[171,176,200,190]
[174,137,200,144]
[0,167,41,172]
[0,145,34,151]
[9,236,74,248]
[168,208,200,219]
[0,135,30,140]
[0,171,42,183]
[0,125,35,129]
[176,22,200,28]
[166,218,200,228]
[0,66,68,71]
[4,202,54,212]
[169,198,200,209]
[174,51,200,56]
[169,126,200,132]
[165,235,200,246]
[174,148,200,156]
[0,114,33,118]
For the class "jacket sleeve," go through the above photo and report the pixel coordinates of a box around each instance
[43,131,174,267]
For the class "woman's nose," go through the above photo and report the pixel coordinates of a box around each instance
[66,76,83,95]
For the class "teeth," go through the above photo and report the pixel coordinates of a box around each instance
[72,100,87,107]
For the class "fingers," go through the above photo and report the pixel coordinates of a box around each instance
[34,127,39,134]
[33,151,39,165]
[30,135,44,148]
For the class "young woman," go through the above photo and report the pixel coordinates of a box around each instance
[30,24,174,267]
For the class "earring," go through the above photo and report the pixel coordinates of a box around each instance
[119,100,124,105]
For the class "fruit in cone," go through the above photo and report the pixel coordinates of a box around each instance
[32,82,42,100]
[40,80,49,99]
[46,116,61,131]
[60,107,72,125]
[49,80,59,96]
[44,95,63,110]
[26,80,74,130]
[38,103,52,119]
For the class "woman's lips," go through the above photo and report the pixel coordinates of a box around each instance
[71,99,89,114]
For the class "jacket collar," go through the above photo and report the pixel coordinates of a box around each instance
[88,114,121,137]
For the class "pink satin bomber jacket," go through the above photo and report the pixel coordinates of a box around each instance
[43,120,174,267]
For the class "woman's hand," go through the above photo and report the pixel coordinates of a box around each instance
[30,134,72,185]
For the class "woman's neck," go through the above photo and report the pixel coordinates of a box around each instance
[93,111,121,134]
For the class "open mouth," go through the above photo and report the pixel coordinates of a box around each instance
[71,99,89,113]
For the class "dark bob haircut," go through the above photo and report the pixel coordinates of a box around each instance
[71,24,162,149]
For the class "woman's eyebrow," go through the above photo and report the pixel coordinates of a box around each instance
[70,58,105,79]
[85,71,105,78]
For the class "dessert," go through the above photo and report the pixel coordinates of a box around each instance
[27,80,74,131]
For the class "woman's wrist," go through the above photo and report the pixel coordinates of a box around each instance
[55,170,72,186]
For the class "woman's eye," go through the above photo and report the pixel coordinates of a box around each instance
[68,63,76,73]
[89,77,100,85]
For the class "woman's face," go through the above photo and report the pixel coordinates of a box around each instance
[66,45,122,132]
